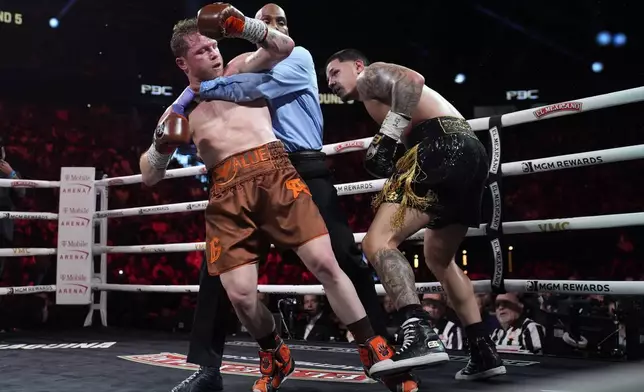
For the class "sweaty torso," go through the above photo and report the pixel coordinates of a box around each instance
[363,86,464,144]
[189,99,277,169]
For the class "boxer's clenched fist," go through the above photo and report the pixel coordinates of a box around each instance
[145,87,194,170]
[153,111,190,155]
[197,3,267,43]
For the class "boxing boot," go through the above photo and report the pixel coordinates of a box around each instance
[358,336,419,392]
[455,335,506,380]
[170,366,223,392]
[252,337,295,392]
[369,308,449,377]
[380,372,421,392]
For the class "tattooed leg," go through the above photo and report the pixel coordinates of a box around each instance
[362,203,430,310]
[372,248,420,309]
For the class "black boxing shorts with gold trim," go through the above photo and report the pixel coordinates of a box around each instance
[372,116,489,230]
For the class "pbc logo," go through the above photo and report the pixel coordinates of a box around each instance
[526,280,538,292]
[521,162,533,173]
[506,90,539,101]
[141,84,173,96]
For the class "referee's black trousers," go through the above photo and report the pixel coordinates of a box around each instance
[186,151,387,367]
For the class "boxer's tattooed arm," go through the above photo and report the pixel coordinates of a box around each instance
[371,248,421,309]
[257,29,294,55]
[357,62,424,117]
[239,30,294,73]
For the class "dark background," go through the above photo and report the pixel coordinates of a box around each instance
[1,0,642,110]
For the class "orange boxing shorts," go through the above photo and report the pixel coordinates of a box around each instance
[204,141,328,276]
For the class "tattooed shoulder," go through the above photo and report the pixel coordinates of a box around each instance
[356,62,407,104]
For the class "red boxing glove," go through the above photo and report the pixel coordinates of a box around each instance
[197,3,268,43]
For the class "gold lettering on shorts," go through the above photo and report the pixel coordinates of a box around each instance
[285,178,311,199]
[208,237,222,264]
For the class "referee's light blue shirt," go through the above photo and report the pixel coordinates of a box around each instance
[200,46,324,153]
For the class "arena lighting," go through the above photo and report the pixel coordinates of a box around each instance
[49,17,59,28]
[413,254,419,269]
[462,249,468,267]
[592,62,604,73]
[454,73,466,84]
[613,33,627,47]
[508,245,514,273]
[596,31,611,46]
[118,270,123,275]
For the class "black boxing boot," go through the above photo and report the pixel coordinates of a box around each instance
[369,305,449,378]
[455,335,506,381]
[170,366,223,392]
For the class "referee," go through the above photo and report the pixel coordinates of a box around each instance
[171,5,387,392]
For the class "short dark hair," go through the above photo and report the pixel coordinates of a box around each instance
[171,18,199,57]
[325,48,370,69]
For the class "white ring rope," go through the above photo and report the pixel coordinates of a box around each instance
[467,86,644,132]
[1,279,640,296]
[93,201,209,219]
[1,142,642,220]
[1,211,642,258]
[3,142,637,221]
[87,211,644,253]
[0,212,59,220]
[498,144,644,177]
[0,179,60,188]
[0,248,57,257]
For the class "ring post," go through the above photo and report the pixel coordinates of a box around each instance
[98,175,109,326]
[485,115,506,294]
[84,174,109,327]
[57,168,96,306]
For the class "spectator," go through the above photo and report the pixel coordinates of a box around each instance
[491,293,546,354]
[422,294,463,350]
[294,295,338,342]
[476,293,501,335]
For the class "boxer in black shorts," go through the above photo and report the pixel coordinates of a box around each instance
[326,49,506,380]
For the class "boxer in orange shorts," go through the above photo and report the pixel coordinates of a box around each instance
[138,4,426,392]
